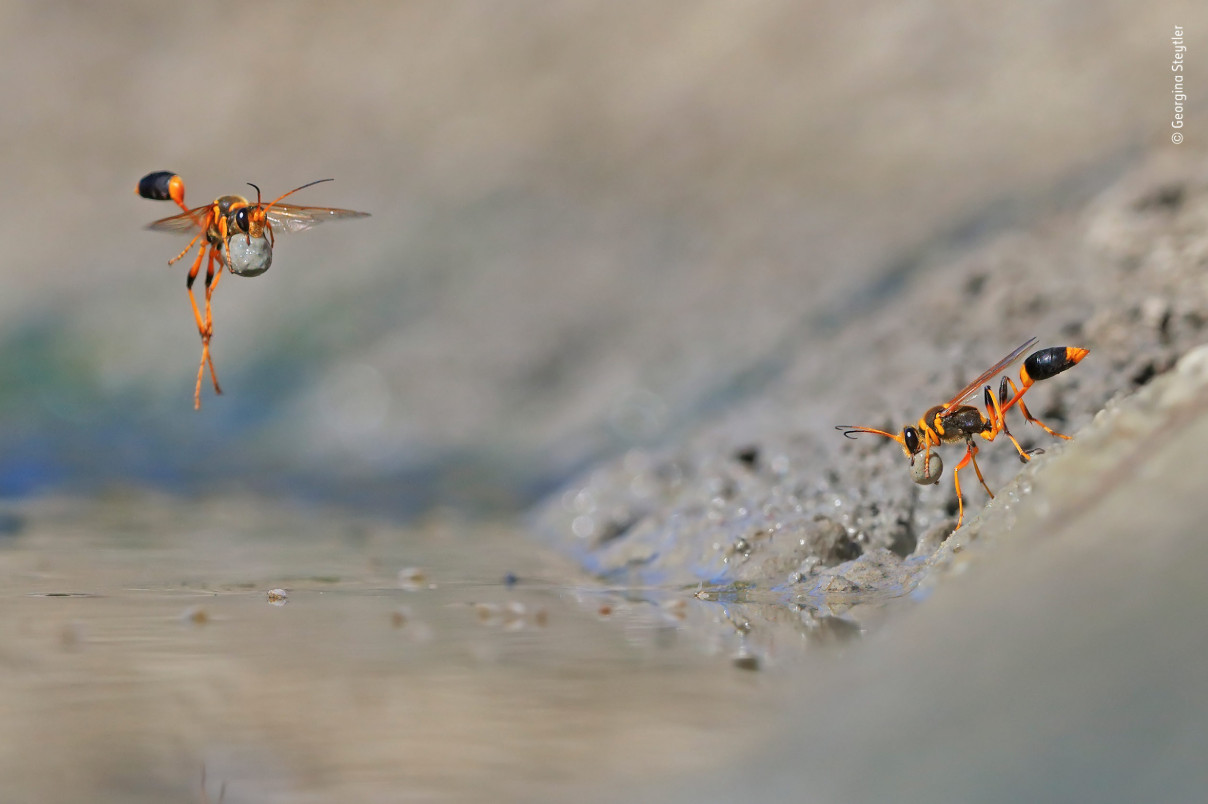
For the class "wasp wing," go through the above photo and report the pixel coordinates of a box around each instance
[941,337,1038,411]
[145,205,214,234]
[264,204,370,234]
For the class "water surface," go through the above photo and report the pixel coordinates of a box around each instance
[0,493,812,803]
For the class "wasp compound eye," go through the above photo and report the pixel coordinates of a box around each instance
[233,207,250,234]
[903,426,921,454]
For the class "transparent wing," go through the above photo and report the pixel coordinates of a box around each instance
[942,337,1038,411]
[145,205,214,234]
[264,204,370,234]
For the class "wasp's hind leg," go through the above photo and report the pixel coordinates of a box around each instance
[186,244,224,409]
[1000,376,1069,440]
[169,230,204,267]
[985,384,1034,462]
[950,441,993,531]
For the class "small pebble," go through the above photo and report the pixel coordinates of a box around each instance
[397,567,429,591]
[474,602,500,623]
[733,649,761,671]
[910,451,943,485]
[181,605,210,625]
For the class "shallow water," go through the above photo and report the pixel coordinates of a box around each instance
[0,493,821,803]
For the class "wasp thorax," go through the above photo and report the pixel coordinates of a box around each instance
[910,450,943,485]
[224,232,272,277]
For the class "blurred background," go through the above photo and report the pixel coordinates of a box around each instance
[1,1,1198,516]
[3,3,1206,803]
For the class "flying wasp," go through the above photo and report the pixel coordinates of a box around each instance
[836,337,1089,530]
[136,171,369,409]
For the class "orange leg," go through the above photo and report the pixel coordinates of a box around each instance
[965,441,993,499]
[193,342,220,409]
[187,296,212,410]
[202,243,224,331]
[184,243,225,409]
[184,243,208,336]
[951,441,992,530]
[170,230,204,266]
[983,384,1032,462]
[191,245,225,409]
[1001,377,1071,440]
[168,210,214,266]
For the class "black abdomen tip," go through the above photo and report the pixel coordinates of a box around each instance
[1024,346,1086,381]
[136,171,178,200]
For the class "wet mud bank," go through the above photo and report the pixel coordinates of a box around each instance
[534,149,1208,630]
[646,301,1208,804]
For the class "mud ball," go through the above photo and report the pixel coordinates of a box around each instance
[910,451,943,485]
[224,234,273,277]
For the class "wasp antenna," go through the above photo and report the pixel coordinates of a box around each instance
[834,425,867,439]
[260,178,335,211]
[246,182,263,206]
[835,424,903,443]
[293,178,335,192]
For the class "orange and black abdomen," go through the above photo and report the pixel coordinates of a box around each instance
[1022,347,1090,384]
[136,171,181,201]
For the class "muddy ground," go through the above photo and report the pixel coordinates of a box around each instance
[534,149,1208,610]
[648,330,1208,804]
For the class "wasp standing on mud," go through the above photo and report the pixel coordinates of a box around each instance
[136,171,369,409]
[836,337,1090,530]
